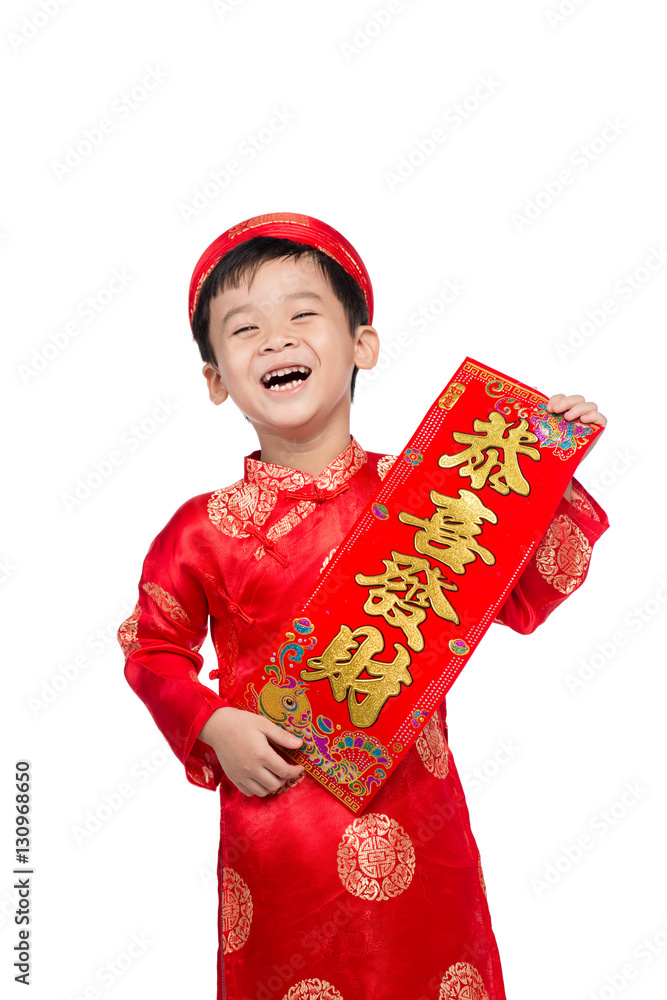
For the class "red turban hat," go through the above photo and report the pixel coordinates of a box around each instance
[188,212,374,328]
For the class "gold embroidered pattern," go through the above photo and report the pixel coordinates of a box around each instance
[478,855,487,897]
[376,454,398,481]
[337,813,415,900]
[207,480,274,538]
[117,602,141,658]
[570,483,601,522]
[208,439,367,552]
[221,868,253,953]
[439,962,489,999]
[274,772,305,795]
[313,438,366,490]
[141,582,192,625]
[415,714,449,778]
[246,437,366,493]
[282,980,344,1000]
[253,500,318,561]
[535,513,592,595]
[245,464,310,493]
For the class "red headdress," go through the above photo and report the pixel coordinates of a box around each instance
[188,212,374,327]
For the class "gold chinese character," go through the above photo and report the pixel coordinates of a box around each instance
[438,411,540,496]
[399,489,497,574]
[354,551,459,652]
[300,625,412,728]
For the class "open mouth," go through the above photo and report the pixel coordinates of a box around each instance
[260,366,312,392]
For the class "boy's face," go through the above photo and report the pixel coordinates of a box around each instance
[202,256,378,441]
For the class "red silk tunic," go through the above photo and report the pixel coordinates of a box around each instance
[118,437,609,1000]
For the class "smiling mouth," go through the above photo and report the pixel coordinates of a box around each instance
[260,366,312,392]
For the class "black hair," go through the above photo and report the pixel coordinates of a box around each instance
[190,235,369,402]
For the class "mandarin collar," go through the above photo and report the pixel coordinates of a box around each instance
[244,436,367,492]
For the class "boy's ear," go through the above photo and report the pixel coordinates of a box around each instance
[202,362,229,405]
[353,325,380,370]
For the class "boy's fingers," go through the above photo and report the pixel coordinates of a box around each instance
[546,393,571,410]
[243,775,272,797]
[546,393,585,412]
[564,403,603,422]
[261,717,303,749]
[234,778,256,797]
[237,764,300,797]
[258,766,298,793]
[546,395,606,424]
[264,750,304,781]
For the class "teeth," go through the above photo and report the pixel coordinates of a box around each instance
[261,365,311,386]
[266,380,304,392]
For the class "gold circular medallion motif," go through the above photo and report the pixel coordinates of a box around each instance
[283,979,344,1000]
[415,714,449,778]
[535,513,592,595]
[337,813,415,901]
[221,868,252,953]
[439,962,489,999]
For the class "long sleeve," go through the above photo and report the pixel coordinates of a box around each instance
[117,501,228,790]
[495,476,609,634]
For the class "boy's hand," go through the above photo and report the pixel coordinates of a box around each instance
[198,706,304,798]
[546,393,607,501]
[546,393,607,440]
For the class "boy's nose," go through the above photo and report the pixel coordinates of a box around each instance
[259,330,298,352]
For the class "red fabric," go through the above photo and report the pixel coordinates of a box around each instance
[188,212,374,327]
[118,440,609,1000]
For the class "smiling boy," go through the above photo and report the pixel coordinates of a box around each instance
[118,212,609,1000]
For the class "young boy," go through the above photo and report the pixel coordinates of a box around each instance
[118,212,609,1000]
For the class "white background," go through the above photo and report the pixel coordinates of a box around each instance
[2,1,666,998]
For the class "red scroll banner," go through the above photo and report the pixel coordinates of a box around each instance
[232,357,604,813]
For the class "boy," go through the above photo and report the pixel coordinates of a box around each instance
[118,212,609,1000]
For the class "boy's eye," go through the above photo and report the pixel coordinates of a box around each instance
[232,312,314,334]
